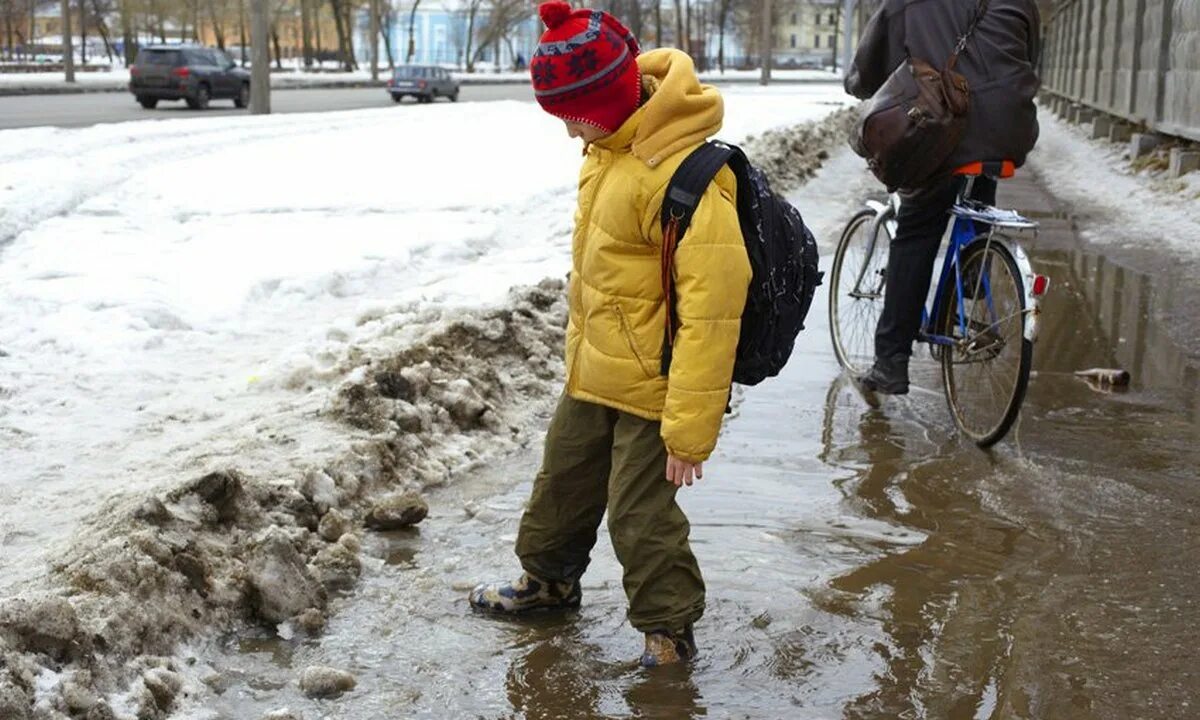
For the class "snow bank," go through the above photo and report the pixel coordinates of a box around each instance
[0,86,856,717]
[1027,110,1200,259]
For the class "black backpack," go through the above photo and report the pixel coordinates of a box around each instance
[659,141,821,386]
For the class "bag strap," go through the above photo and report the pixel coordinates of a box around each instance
[947,0,990,71]
[658,141,737,376]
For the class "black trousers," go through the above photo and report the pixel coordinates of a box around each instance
[874,175,997,361]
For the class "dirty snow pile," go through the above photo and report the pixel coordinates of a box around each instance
[0,84,855,718]
[1027,110,1200,259]
[743,105,859,194]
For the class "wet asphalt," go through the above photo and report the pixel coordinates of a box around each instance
[181,164,1200,719]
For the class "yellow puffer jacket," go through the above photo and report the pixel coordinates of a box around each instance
[565,48,752,464]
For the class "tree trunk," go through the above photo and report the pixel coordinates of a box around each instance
[239,0,247,65]
[313,0,322,65]
[78,0,88,65]
[760,0,772,84]
[271,23,281,69]
[628,0,642,42]
[672,0,681,49]
[380,8,394,69]
[120,0,134,65]
[208,0,226,49]
[250,0,269,112]
[329,0,346,69]
[831,7,839,70]
[368,0,378,80]
[343,0,356,69]
[717,0,728,73]
[686,0,696,56]
[299,0,312,67]
[91,0,115,61]
[463,3,477,73]
[653,0,661,47]
[62,0,75,81]
[406,0,419,64]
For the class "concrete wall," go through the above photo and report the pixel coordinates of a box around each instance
[1042,0,1200,142]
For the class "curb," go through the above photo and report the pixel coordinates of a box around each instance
[0,76,840,98]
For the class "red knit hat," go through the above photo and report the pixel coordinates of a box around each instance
[530,1,642,133]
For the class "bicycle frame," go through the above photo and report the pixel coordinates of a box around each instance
[915,178,1044,347]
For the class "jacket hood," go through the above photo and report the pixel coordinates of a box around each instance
[595,48,723,166]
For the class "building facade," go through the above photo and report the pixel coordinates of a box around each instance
[775,0,860,68]
[355,5,541,70]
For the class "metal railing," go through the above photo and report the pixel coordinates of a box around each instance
[1040,0,1200,142]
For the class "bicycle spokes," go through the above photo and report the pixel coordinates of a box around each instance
[941,241,1032,446]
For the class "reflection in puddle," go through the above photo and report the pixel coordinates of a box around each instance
[377,528,422,567]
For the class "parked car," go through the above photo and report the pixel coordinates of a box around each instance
[387,65,459,104]
[129,45,251,110]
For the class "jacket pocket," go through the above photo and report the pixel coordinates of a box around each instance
[612,303,657,380]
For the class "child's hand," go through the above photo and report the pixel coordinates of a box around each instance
[666,456,703,487]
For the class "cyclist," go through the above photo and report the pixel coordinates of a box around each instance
[844,0,1041,394]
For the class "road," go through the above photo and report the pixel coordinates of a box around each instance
[0,84,535,130]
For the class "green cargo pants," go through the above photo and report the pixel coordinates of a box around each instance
[515,394,705,633]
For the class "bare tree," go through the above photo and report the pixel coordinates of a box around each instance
[715,0,730,72]
[672,0,681,50]
[328,0,354,70]
[90,0,116,60]
[239,0,248,63]
[299,0,311,66]
[368,0,378,78]
[405,0,419,63]
[208,0,228,49]
[76,0,87,64]
[652,0,660,47]
[380,2,395,69]
[270,19,281,68]
[62,0,75,81]
[461,0,482,72]
[473,0,528,70]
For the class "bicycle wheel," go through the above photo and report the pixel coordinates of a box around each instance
[939,238,1032,447]
[830,207,890,375]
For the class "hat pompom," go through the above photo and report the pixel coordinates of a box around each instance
[538,1,573,30]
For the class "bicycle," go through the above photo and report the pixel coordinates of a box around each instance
[828,161,1050,447]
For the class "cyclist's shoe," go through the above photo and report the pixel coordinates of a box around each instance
[640,626,697,667]
[858,356,910,395]
[468,572,581,614]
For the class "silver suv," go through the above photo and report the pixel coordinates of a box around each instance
[387,65,459,104]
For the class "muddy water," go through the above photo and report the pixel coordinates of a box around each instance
[183,173,1200,720]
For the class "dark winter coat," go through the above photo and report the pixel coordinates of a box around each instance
[845,0,1042,174]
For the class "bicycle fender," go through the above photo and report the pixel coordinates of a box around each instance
[990,235,1041,343]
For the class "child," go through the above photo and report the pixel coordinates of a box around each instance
[469,0,751,667]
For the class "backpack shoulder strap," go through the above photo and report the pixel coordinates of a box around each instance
[658,141,740,377]
[661,141,739,240]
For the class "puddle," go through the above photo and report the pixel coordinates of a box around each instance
[177,178,1200,720]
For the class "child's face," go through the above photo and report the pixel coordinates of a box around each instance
[564,120,612,144]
